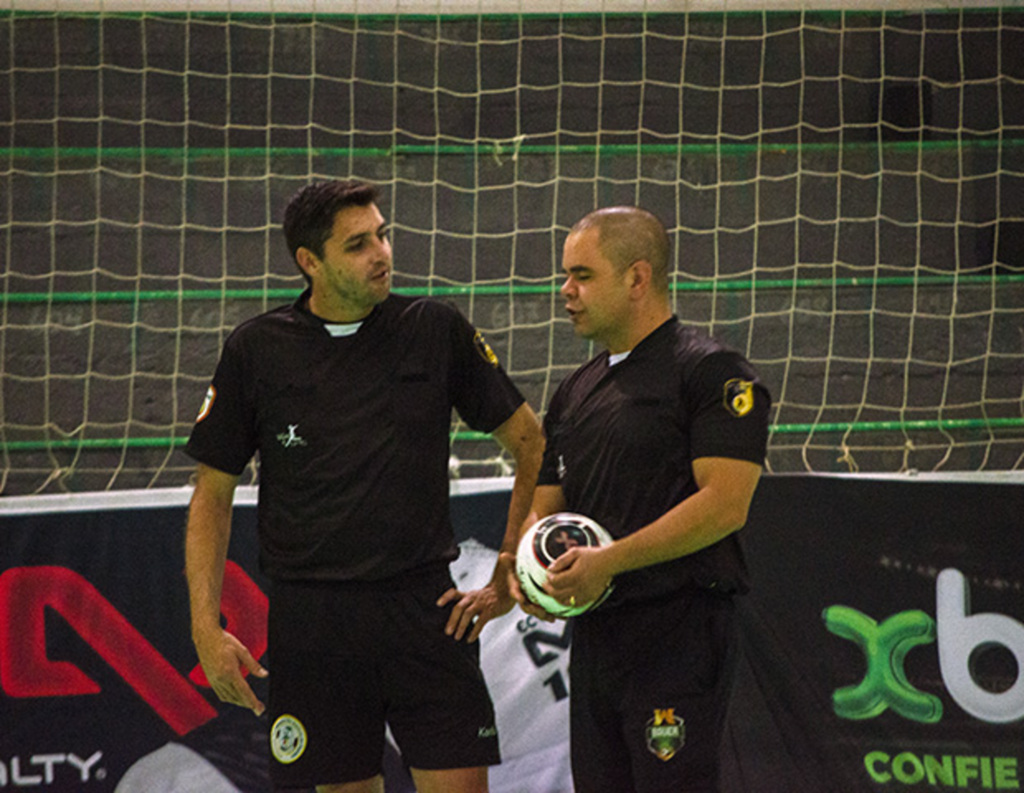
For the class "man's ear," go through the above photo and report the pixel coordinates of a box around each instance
[294,247,319,280]
[628,259,653,296]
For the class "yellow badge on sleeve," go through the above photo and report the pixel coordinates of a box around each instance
[723,378,755,417]
[474,331,500,367]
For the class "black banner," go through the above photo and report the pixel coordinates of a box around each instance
[1,475,1022,792]
[725,474,1024,792]
[0,496,266,790]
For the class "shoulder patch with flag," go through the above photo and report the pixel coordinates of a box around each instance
[195,385,216,423]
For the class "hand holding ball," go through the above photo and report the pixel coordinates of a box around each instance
[515,512,614,617]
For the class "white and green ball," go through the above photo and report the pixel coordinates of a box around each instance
[515,512,614,617]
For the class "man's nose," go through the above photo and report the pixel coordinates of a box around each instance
[373,236,392,260]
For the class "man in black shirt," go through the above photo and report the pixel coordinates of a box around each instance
[184,180,543,793]
[515,206,770,792]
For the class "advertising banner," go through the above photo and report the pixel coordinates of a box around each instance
[724,474,1024,793]
[0,484,571,793]
[1,474,1022,792]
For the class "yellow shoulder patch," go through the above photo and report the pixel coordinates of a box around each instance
[723,378,754,417]
[474,331,500,367]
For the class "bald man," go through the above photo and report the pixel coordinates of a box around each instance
[512,207,772,792]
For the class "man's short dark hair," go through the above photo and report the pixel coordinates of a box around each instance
[571,206,671,294]
[283,180,379,278]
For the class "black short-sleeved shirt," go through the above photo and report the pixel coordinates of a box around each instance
[537,317,771,605]
[185,291,524,582]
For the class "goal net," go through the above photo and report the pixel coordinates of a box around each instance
[2,2,1023,494]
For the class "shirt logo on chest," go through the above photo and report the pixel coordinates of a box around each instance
[277,424,307,448]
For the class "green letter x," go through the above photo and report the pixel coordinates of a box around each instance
[822,605,942,723]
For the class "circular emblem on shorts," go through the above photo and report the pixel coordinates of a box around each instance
[271,714,307,764]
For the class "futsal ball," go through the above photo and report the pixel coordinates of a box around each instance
[515,512,614,617]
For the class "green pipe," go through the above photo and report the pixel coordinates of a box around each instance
[3,138,1018,162]
[4,272,1023,306]
[4,416,1022,453]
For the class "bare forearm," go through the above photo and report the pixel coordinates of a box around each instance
[184,468,238,640]
[601,458,762,577]
[602,490,740,576]
[492,403,545,557]
[500,458,542,556]
[438,405,543,641]
[183,465,266,712]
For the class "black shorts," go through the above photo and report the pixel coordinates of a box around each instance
[568,591,738,793]
[266,565,501,789]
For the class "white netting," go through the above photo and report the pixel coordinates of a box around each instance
[2,4,1023,493]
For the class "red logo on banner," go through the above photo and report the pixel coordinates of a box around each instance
[0,561,267,736]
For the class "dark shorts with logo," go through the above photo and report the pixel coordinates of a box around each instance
[266,564,501,789]
[568,590,738,793]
